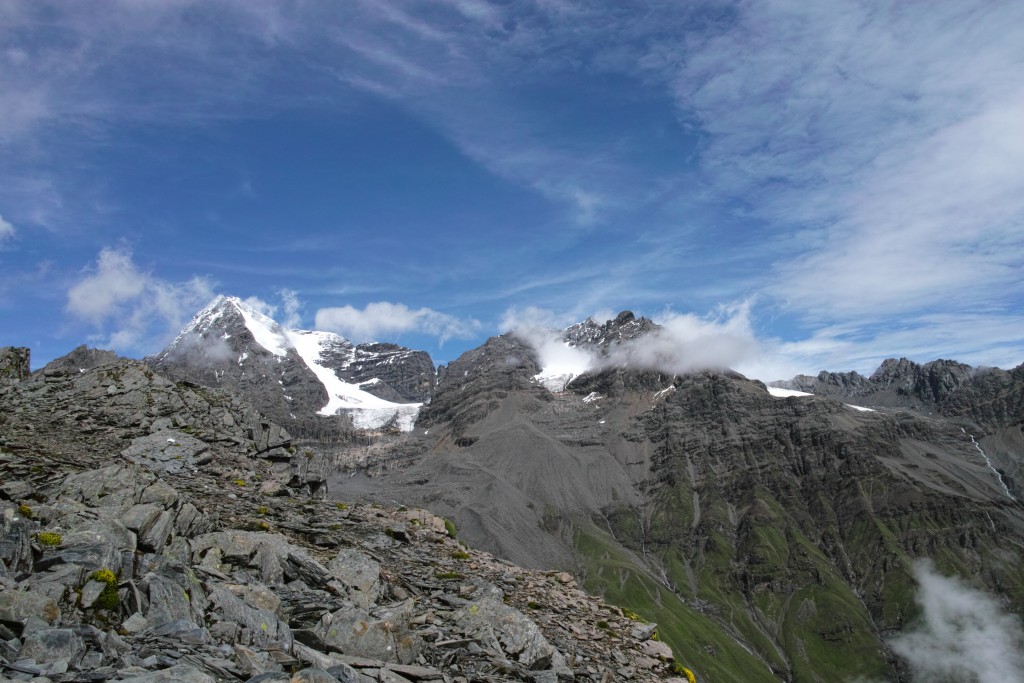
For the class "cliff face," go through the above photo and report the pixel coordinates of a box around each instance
[777,357,1024,426]
[775,357,1024,500]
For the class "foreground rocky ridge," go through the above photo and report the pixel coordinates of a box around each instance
[0,347,694,683]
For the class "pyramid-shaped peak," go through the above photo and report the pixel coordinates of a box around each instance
[173,294,290,357]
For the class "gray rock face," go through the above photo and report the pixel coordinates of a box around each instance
[562,310,658,354]
[328,549,381,608]
[420,334,545,434]
[782,369,873,396]
[121,431,211,474]
[20,627,87,667]
[0,346,30,385]
[315,600,421,664]
[37,344,118,376]
[775,357,1024,427]
[453,589,555,670]
[346,343,435,403]
[0,346,333,504]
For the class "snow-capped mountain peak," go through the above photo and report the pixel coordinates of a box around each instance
[176,295,291,358]
[151,295,435,432]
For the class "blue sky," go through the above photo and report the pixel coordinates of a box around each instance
[1,0,1023,380]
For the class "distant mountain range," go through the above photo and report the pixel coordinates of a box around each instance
[11,295,1020,682]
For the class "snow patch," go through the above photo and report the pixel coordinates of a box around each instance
[288,330,420,431]
[766,386,813,398]
[235,299,290,357]
[653,386,676,401]
[582,392,603,403]
[768,386,876,413]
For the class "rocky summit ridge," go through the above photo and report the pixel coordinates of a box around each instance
[773,357,1024,500]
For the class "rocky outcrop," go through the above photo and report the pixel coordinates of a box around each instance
[36,345,118,376]
[1,347,326,503]
[0,347,30,386]
[420,334,545,434]
[563,311,658,354]
[0,446,687,683]
[775,357,1017,419]
[347,344,435,404]
[782,368,873,396]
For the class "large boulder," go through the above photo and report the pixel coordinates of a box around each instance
[315,600,421,664]
[453,587,556,670]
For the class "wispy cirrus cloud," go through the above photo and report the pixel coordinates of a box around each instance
[673,0,1024,324]
[3,1,1023,374]
[0,1,697,229]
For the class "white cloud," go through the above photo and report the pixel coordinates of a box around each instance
[315,301,481,344]
[674,0,1024,325]
[505,302,761,378]
[66,246,214,354]
[242,295,277,319]
[638,302,760,374]
[0,214,14,243]
[66,247,148,325]
[279,288,302,329]
[889,560,1024,683]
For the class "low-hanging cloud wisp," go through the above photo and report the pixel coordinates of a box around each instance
[887,559,1024,683]
[503,303,761,381]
